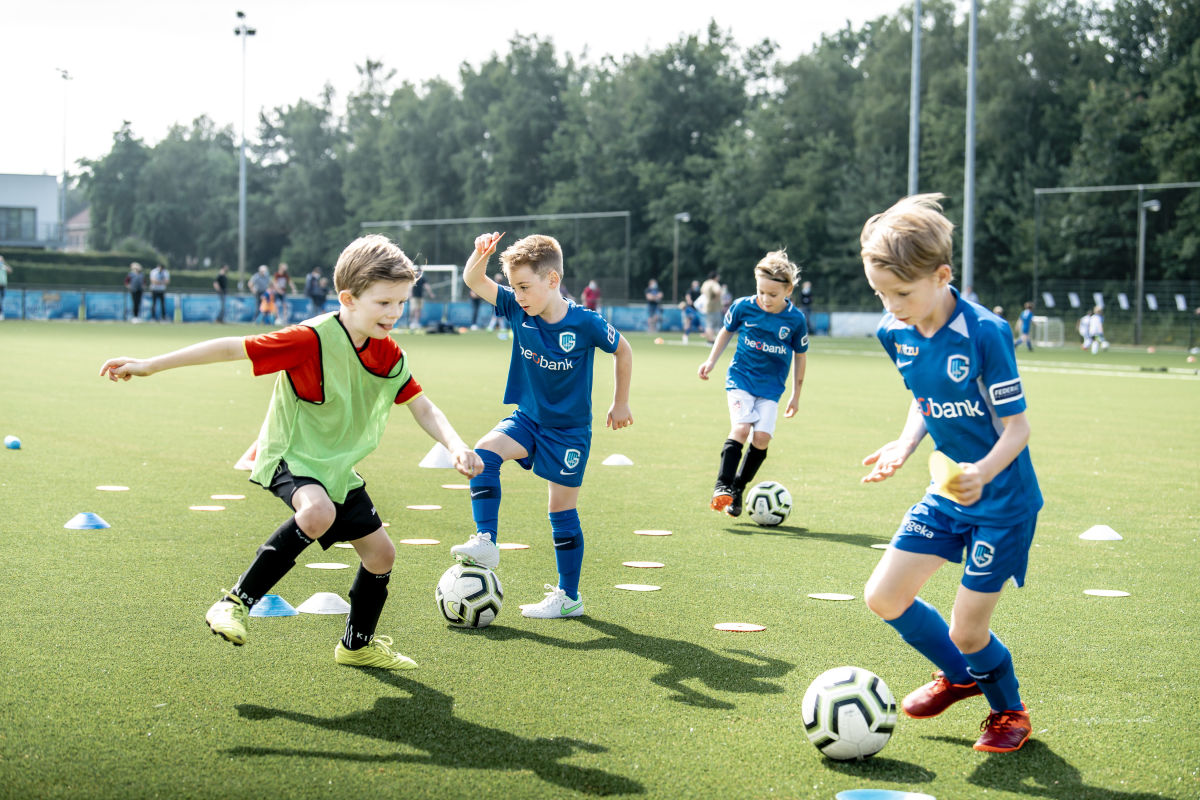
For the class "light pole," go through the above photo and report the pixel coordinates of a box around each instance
[234,11,256,291]
[55,67,72,245]
[1135,198,1161,345]
[672,212,690,304]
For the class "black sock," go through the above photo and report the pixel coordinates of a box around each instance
[231,517,313,607]
[735,446,768,490]
[343,566,391,650]
[717,439,743,488]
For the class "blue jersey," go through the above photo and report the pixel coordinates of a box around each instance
[723,296,809,401]
[876,289,1042,524]
[495,286,620,428]
[1019,308,1033,333]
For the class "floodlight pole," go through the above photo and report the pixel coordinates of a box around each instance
[908,0,922,196]
[672,212,690,304]
[961,0,978,295]
[1135,195,1161,346]
[235,11,256,291]
[55,68,72,246]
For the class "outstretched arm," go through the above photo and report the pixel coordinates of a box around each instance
[405,395,483,478]
[697,328,734,380]
[99,337,247,382]
[606,336,633,430]
[463,232,505,305]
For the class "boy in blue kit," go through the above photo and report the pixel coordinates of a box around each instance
[698,250,808,517]
[858,194,1042,753]
[451,231,634,618]
[1017,302,1034,351]
[100,235,483,669]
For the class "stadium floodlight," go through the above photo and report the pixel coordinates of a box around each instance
[672,212,691,304]
[55,68,72,244]
[234,11,256,291]
[1135,198,1161,345]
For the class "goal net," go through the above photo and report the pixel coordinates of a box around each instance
[1032,315,1065,347]
[418,264,461,303]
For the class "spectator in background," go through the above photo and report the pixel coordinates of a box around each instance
[214,265,230,323]
[799,280,813,319]
[700,272,724,343]
[486,271,508,337]
[680,279,702,345]
[469,288,483,330]
[305,267,327,316]
[409,272,434,329]
[644,278,663,332]
[272,263,297,325]
[124,262,145,322]
[249,265,271,312]
[581,280,601,311]
[0,255,12,321]
[963,285,980,304]
[149,263,170,321]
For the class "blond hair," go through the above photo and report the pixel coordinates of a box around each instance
[333,234,418,297]
[755,250,800,289]
[500,234,563,279]
[860,193,954,282]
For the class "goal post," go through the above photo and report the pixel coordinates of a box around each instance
[1032,315,1064,348]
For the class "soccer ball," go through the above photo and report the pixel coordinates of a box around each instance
[801,666,898,761]
[435,563,503,628]
[745,480,792,526]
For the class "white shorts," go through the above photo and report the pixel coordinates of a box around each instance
[726,389,779,436]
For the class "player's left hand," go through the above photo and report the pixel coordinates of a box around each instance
[784,396,799,418]
[860,439,912,483]
[453,447,484,478]
[606,402,633,430]
[945,462,984,506]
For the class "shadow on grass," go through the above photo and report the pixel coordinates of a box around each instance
[481,616,794,710]
[230,670,643,797]
[926,737,1165,799]
[725,521,889,549]
[822,754,936,783]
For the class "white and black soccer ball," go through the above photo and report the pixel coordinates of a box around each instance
[802,666,898,761]
[745,480,792,526]
[436,563,503,628]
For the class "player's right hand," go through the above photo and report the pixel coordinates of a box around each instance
[860,440,910,484]
[99,357,152,382]
[697,361,714,380]
[473,231,504,257]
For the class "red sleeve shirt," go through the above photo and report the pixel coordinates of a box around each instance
[244,324,423,404]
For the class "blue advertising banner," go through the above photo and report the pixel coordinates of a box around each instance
[134,293,175,322]
[85,291,127,321]
[607,305,648,332]
[21,290,81,320]
[2,289,22,319]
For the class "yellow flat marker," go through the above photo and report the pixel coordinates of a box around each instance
[929,450,964,503]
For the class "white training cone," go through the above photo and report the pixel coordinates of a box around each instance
[419,442,456,468]
[64,512,110,530]
[1079,524,1123,541]
[234,441,257,471]
[601,453,634,466]
[297,592,351,614]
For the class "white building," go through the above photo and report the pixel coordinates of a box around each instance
[0,173,62,248]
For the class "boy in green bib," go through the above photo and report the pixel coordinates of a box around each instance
[100,235,482,669]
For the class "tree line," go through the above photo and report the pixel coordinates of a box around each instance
[78,0,1198,309]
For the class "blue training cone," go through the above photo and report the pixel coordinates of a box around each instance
[249,593,299,617]
[64,512,110,530]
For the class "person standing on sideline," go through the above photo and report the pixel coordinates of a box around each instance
[698,251,808,517]
[700,273,724,343]
[124,263,145,322]
[214,265,230,323]
[149,263,170,321]
[305,267,328,316]
[450,231,633,619]
[485,271,508,335]
[272,263,297,325]
[99,234,483,669]
[0,255,12,320]
[644,278,663,333]
[1016,302,1034,351]
[680,279,702,344]
[858,193,1041,753]
[408,273,434,329]
[249,265,271,316]
[581,280,601,311]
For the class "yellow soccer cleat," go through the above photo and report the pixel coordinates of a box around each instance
[334,635,417,670]
[206,592,249,646]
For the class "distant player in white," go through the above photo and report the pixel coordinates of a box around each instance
[859,194,1042,753]
[698,250,808,517]
[1088,305,1108,353]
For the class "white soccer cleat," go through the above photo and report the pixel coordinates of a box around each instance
[450,533,500,570]
[519,585,584,618]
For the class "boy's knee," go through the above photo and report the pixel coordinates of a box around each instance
[751,431,772,449]
[948,624,989,655]
[295,499,337,537]
[863,579,904,621]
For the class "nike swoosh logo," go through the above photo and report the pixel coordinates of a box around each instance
[896,359,913,368]
[470,490,485,498]
[559,470,577,476]
[522,321,537,329]
[964,567,992,576]
[743,322,756,328]
[560,599,583,615]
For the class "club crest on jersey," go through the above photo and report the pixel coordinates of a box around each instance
[564,448,581,469]
[947,354,970,382]
[559,332,577,352]
[778,326,791,340]
[971,541,995,569]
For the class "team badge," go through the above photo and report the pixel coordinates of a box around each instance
[778,326,791,340]
[971,541,995,569]
[559,332,577,352]
[564,448,581,469]
[947,354,970,382]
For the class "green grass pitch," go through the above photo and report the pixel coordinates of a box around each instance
[0,321,1197,799]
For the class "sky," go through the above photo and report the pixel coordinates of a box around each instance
[3,0,910,179]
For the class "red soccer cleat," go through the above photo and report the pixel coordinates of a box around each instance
[711,486,733,512]
[974,705,1031,753]
[902,671,984,719]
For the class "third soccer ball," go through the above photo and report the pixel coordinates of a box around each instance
[436,563,503,628]
[745,480,792,526]
[802,666,897,761]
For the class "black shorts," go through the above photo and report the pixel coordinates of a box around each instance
[265,460,383,550]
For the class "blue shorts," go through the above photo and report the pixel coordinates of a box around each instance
[493,408,590,488]
[891,501,1037,593]
[683,307,702,327]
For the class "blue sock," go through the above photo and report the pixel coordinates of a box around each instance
[965,633,1022,712]
[884,598,973,685]
[549,509,583,601]
[469,449,504,544]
